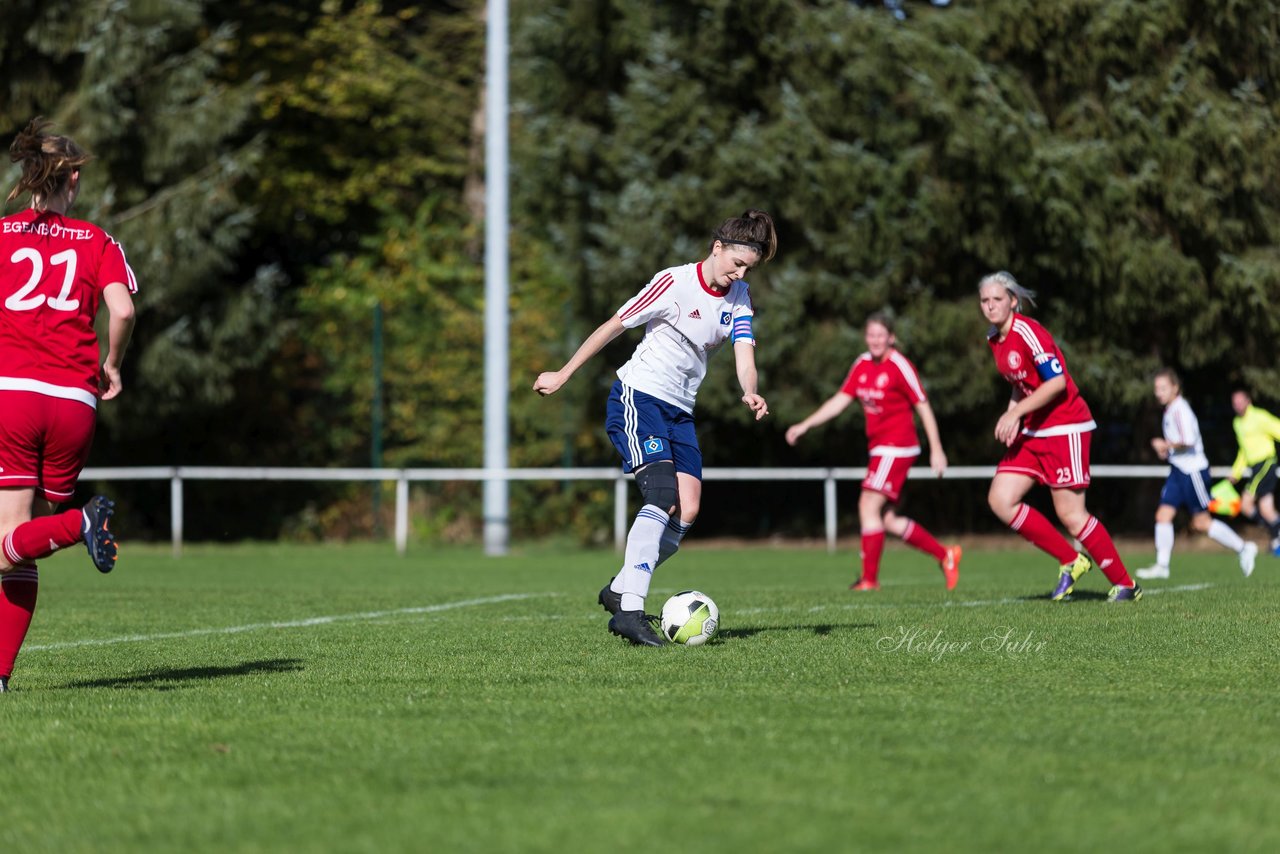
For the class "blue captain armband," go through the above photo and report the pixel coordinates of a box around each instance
[731,315,754,343]
[1034,353,1064,381]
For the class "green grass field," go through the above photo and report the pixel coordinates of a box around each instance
[1,540,1277,853]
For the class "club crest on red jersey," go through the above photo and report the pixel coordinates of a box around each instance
[1007,351,1022,370]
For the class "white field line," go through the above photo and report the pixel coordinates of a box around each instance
[734,582,1218,615]
[24,593,554,653]
[27,584,1221,651]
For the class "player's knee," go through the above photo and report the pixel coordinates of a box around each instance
[635,461,679,515]
[1058,507,1089,535]
[680,492,700,522]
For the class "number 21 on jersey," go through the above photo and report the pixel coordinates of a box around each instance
[6,247,81,311]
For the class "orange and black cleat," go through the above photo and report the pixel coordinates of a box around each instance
[81,495,118,574]
[942,545,962,591]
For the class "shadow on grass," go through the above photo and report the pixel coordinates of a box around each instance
[62,658,304,691]
[715,622,876,642]
[1020,590,1111,603]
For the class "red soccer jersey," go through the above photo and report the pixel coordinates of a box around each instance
[0,209,138,403]
[839,349,926,450]
[987,313,1094,435]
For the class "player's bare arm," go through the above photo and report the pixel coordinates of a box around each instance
[995,375,1066,446]
[734,340,768,421]
[786,392,853,446]
[914,400,948,476]
[533,315,626,396]
[99,281,136,400]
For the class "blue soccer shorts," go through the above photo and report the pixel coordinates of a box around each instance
[604,381,703,478]
[1159,466,1212,513]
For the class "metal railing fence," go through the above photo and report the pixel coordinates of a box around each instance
[80,464,1212,557]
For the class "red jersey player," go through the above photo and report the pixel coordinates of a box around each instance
[0,118,137,692]
[786,313,961,591]
[979,271,1139,602]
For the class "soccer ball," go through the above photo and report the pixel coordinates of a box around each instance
[660,590,719,646]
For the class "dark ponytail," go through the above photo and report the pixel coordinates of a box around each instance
[7,117,91,206]
[711,208,778,263]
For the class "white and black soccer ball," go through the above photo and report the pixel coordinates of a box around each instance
[660,590,719,646]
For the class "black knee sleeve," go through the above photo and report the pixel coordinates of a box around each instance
[634,460,679,513]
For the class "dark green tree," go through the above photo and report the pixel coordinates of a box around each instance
[511,0,1280,532]
[1,0,282,453]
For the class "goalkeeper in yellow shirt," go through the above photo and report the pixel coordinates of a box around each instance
[1230,389,1280,555]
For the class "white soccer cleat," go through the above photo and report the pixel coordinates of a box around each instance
[1240,541,1258,578]
[1134,564,1170,580]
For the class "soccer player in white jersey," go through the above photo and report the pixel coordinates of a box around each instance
[1136,369,1257,579]
[0,118,136,693]
[785,313,961,591]
[533,209,776,646]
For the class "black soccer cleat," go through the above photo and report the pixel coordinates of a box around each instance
[598,577,622,615]
[81,495,118,574]
[608,609,667,647]
[0,676,8,693]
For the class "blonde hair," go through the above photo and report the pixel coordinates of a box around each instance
[7,117,91,206]
[979,270,1038,311]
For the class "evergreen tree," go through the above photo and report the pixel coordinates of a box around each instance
[1,0,280,454]
[512,0,1280,462]
[511,0,1280,532]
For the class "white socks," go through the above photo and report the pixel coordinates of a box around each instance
[616,505,669,612]
[1155,519,1248,571]
[1154,522,1174,568]
[1207,519,1245,553]
[657,517,692,568]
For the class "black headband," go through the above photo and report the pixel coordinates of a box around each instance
[715,236,765,253]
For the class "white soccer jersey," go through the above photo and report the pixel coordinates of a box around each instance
[1163,395,1209,473]
[615,262,755,413]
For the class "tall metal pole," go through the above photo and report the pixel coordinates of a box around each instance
[483,0,510,555]
[371,301,385,537]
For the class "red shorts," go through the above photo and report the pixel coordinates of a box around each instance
[862,451,918,502]
[997,430,1092,489]
[0,391,96,502]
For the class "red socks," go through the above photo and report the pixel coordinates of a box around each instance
[2,509,82,565]
[1009,504,1078,565]
[861,523,945,583]
[0,570,38,679]
[859,530,886,583]
[901,519,947,562]
[1075,515,1134,586]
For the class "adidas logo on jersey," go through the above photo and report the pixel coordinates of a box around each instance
[688,309,701,319]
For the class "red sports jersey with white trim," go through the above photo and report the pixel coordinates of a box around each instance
[0,209,138,404]
[838,349,926,450]
[988,313,1094,435]
[615,262,754,413]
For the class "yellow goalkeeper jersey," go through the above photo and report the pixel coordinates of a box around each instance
[1231,405,1280,480]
